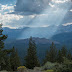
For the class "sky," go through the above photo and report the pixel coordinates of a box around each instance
[0,0,72,29]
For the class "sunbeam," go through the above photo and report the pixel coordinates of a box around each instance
[18,0,72,39]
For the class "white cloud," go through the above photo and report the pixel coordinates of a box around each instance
[0,14,24,22]
[3,25,17,29]
[0,13,24,28]
[0,13,51,29]
[62,23,72,26]
[0,4,14,15]
[49,3,55,7]
[70,9,72,12]
[0,4,19,28]
[1,4,14,11]
[52,0,69,3]
[4,12,9,14]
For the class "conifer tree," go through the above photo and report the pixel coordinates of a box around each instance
[0,24,7,70]
[15,49,21,68]
[49,42,57,62]
[57,50,63,63]
[25,37,40,69]
[43,50,50,64]
[10,47,21,71]
[61,46,67,57]
[4,56,11,71]
[67,50,72,60]
[0,24,7,50]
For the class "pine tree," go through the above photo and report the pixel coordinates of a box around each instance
[49,42,57,62]
[10,47,15,71]
[25,37,40,69]
[67,50,72,61]
[4,55,11,71]
[0,24,7,70]
[10,47,21,71]
[57,50,63,63]
[15,49,21,68]
[0,24,7,50]
[2,48,13,70]
[43,50,50,64]
[61,46,67,57]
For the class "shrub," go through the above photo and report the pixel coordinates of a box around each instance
[41,61,57,70]
[34,67,41,71]
[54,57,72,72]
[44,69,54,72]
[17,66,27,72]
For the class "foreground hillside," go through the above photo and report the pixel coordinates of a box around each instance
[4,37,60,63]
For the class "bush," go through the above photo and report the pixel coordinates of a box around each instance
[0,70,8,72]
[34,67,41,71]
[43,69,54,72]
[17,66,27,72]
[41,61,57,70]
[54,57,72,72]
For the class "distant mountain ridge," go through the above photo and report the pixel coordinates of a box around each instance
[12,37,60,44]
[3,24,72,40]
[3,28,72,63]
[4,37,60,63]
[51,31,72,45]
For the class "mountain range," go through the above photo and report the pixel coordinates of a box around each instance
[3,24,72,40]
[2,24,72,62]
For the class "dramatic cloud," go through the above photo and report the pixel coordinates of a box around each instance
[15,0,51,14]
[0,0,72,29]
[0,0,72,39]
[14,0,71,14]
[0,4,14,15]
[1,4,14,11]
[0,13,24,28]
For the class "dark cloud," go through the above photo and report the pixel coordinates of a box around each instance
[14,0,51,14]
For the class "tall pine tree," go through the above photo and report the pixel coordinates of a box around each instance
[43,50,50,64]
[25,37,40,69]
[10,47,21,71]
[49,42,57,63]
[67,50,72,61]
[43,42,57,64]
[0,24,7,70]
[57,50,63,63]
[61,46,67,57]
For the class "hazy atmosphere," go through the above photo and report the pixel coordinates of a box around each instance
[0,0,72,38]
[0,0,72,72]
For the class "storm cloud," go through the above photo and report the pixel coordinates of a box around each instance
[14,0,71,14]
[14,0,51,14]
